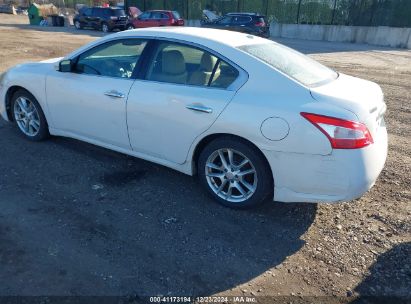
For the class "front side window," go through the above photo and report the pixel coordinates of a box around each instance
[139,12,151,20]
[239,42,338,87]
[82,8,92,16]
[146,41,239,89]
[75,39,148,78]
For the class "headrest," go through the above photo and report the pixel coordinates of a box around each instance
[162,50,186,75]
[200,53,218,72]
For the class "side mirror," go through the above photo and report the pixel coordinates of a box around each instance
[59,59,73,72]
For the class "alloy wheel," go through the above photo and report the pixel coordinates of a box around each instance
[13,96,41,137]
[205,148,258,203]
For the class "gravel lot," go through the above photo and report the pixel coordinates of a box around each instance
[0,14,410,303]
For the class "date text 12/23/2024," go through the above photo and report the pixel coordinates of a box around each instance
[150,296,257,303]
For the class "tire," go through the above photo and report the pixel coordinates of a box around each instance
[74,20,82,29]
[198,137,273,209]
[101,22,110,33]
[126,24,134,30]
[11,89,49,141]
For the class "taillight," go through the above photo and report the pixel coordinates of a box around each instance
[301,112,373,149]
[255,21,265,27]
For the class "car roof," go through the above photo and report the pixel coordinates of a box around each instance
[91,6,122,10]
[115,27,267,48]
[146,10,171,13]
[226,12,264,17]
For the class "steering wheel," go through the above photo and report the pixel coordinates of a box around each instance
[104,58,130,78]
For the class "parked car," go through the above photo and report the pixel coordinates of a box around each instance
[126,10,184,30]
[0,28,387,209]
[202,12,270,38]
[73,7,128,32]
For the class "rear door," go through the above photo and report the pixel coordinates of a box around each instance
[158,12,170,26]
[232,15,252,33]
[90,8,103,28]
[148,11,162,27]
[135,11,151,28]
[127,40,245,164]
[81,7,93,26]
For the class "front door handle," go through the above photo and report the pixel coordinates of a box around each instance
[104,90,125,98]
[186,104,213,114]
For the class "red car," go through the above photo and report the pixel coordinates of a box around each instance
[126,10,184,29]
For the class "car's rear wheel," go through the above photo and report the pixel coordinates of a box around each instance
[198,137,273,209]
[74,20,82,29]
[11,90,49,141]
[101,22,110,33]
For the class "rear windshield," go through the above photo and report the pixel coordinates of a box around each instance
[239,42,338,87]
[172,11,181,19]
[111,9,125,16]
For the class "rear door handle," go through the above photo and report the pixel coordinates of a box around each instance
[104,90,125,98]
[186,104,213,114]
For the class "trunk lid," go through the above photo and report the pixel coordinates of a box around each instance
[310,73,386,139]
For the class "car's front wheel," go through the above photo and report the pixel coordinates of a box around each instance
[198,137,273,209]
[126,24,134,30]
[101,22,110,33]
[74,20,82,29]
[11,90,49,141]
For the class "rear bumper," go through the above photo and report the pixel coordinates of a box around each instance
[262,125,388,203]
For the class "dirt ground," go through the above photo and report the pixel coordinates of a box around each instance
[0,14,410,303]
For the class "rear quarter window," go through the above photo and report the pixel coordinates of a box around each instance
[239,42,338,87]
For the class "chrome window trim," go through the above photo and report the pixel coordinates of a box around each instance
[67,35,249,91]
[143,36,248,91]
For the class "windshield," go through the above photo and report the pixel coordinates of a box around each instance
[112,9,125,16]
[239,42,338,87]
[172,11,181,19]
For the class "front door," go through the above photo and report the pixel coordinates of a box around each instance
[46,39,149,149]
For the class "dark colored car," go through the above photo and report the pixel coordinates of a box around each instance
[74,7,128,32]
[126,10,184,29]
[202,12,270,38]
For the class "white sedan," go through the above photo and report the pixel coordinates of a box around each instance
[0,28,387,208]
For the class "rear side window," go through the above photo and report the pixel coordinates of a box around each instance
[234,16,252,24]
[239,42,338,87]
[218,16,232,25]
[210,61,239,89]
[172,11,181,19]
[112,9,125,16]
[146,41,238,89]
[160,13,169,19]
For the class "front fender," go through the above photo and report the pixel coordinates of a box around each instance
[0,62,53,125]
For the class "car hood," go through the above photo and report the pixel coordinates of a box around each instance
[40,57,63,64]
[8,57,63,74]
